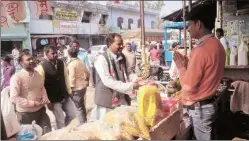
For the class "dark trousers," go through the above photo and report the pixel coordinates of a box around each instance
[89,67,96,87]
[16,107,51,135]
[72,88,87,125]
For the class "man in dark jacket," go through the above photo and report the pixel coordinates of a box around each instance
[36,45,76,129]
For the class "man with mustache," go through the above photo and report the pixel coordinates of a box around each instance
[10,50,51,134]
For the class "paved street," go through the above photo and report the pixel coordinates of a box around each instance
[46,87,95,130]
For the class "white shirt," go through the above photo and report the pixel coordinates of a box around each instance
[220,37,229,50]
[94,50,135,95]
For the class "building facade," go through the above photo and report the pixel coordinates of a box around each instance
[28,1,109,56]
[1,2,32,56]
[106,1,159,34]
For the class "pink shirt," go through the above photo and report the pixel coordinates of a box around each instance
[10,69,49,112]
[150,48,160,61]
[179,35,226,105]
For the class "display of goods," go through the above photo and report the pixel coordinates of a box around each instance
[170,91,182,100]
[138,85,162,128]
[161,98,178,113]
[167,87,178,95]
[104,107,150,140]
[175,79,182,90]
[41,121,124,140]
[167,81,177,88]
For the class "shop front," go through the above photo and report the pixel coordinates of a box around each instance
[1,23,29,56]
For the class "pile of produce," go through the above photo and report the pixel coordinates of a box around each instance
[104,106,150,140]
[170,91,182,100]
[41,120,125,140]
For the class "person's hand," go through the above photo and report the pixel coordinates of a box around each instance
[47,103,54,111]
[173,51,185,69]
[134,77,144,83]
[40,97,50,105]
[183,55,189,67]
[34,101,42,107]
[137,80,148,86]
[133,82,139,89]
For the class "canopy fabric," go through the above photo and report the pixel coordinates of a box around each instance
[161,0,215,22]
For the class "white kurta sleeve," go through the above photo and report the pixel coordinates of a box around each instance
[94,55,134,94]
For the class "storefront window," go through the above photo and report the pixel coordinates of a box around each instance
[1,41,22,56]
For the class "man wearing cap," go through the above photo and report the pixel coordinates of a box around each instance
[173,4,225,140]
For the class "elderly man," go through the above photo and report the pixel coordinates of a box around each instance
[122,42,136,74]
[10,51,51,134]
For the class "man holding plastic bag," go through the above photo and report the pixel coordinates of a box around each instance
[9,51,51,135]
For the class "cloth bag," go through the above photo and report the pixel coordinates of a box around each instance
[1,87,21,138]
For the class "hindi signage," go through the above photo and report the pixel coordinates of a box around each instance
[55,8,78,21]
[32,0,53,16]
[1,1,26,28]
[59,21,77,34]
[146,36,164,41]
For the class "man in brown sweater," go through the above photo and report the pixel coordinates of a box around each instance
[10,51,51,134]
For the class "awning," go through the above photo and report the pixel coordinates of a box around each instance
[161,0,216,22]
[31,34,73,39]
[1,33,27,40]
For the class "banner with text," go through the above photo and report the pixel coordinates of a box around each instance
[55,8,78,21]
[53,21,77,34]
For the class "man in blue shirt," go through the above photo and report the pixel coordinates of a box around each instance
[131,41,137,53]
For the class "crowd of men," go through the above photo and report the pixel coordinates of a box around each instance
[2,3,229,140]
[1,33,147,135]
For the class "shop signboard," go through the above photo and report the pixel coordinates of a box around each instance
[55,8,78,21]
[53,21,77,34]
[146,36,164,41]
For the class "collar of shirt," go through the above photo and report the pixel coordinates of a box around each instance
[107,49,123,61]
[195,34,214,47]
[21,69,36,77]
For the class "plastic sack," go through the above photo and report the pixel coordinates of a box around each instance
[1,87,21,138]
[78,121,122,140]
[104,107,150,140]
[42,121,123,140]
[138,85,162,127]
[16,121,43,140]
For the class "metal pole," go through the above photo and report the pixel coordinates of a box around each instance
[140,0,145,47]
[188,0,192,53]
[139,0,149,78]
[183,0,187,55]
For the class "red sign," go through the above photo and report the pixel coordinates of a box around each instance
[1,2,14,28]
[34,0,53,16]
